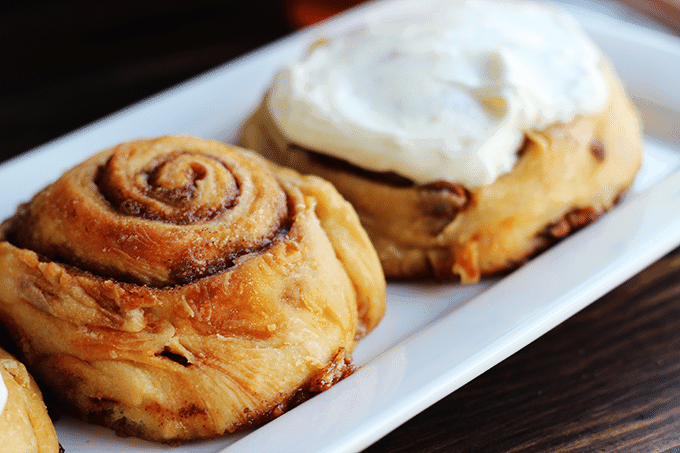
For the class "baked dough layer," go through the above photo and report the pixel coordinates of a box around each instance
[241,62,643,282]
[0,346,60,453]
[0,136,385,443]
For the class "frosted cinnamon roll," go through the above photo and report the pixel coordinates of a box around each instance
[0,346,61,452]
[241,0,643,282]
[0,135,385,444]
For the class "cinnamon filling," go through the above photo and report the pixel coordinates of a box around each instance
[4,216,293,288]
[292,144,414,187]
[590,137,606,162]
[96,151,240,224]
[233,348,355,430]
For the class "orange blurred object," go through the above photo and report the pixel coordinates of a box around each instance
[285,0,368,28]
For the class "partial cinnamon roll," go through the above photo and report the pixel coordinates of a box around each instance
[0,346,61,453]
[240,0,643,283]
[0,135,385,444]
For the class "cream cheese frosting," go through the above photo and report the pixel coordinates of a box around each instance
[0,374,6,417]
[266,0,609,186]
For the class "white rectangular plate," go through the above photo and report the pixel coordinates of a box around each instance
[2,1,680,452]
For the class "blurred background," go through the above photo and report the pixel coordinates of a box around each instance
[2,0,677,164]
[0,0,388,164]
[1,0,291,163]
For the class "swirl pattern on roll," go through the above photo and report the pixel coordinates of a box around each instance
[0,136,385,443]
[9,137,292,287]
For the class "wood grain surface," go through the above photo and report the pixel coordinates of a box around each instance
[616,0,680,33]
[2,1,680,452]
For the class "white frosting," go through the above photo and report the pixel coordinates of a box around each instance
[0,374,7,417]
[267,0,609,186]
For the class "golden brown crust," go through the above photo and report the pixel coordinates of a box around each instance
[240,61,643,283]
[0,347,60,453]
[0,136,385,443]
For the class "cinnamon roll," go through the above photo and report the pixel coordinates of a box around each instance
[240,0,643,282]
[0,346,60,453]
[0,135,385,444]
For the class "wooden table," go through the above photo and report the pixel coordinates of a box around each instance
[2,1,680,452]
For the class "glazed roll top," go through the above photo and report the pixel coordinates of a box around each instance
[265,0,611,187]
[0,136,385,443]
[9,138,289,287]
[241,0,643,283]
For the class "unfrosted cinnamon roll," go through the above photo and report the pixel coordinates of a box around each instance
[0,346,60,453]
[0,135,385,444]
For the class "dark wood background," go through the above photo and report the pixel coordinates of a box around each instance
[3,1,680,452]
[0,0,293,163]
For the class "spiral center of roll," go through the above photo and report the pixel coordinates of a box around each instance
[146,155,227,206]
[99,147,240,224]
